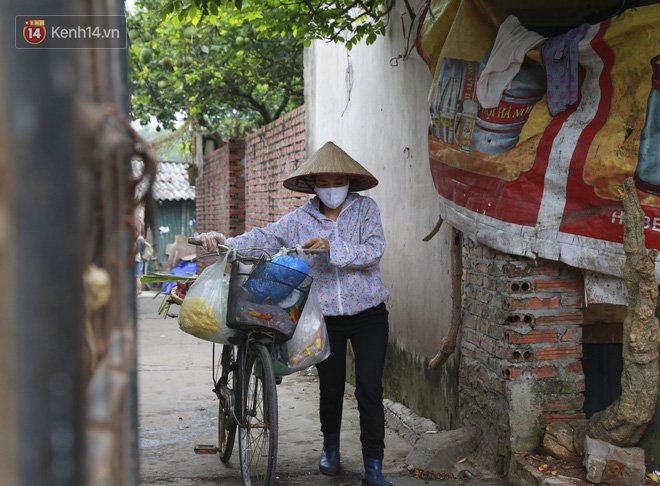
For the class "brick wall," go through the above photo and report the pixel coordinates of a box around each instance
[461,238,585,472]
[244,105,308,229]
[195,107,308,270]
[196,140,246,271]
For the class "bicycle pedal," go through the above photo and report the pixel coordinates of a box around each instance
[194,445,219,454]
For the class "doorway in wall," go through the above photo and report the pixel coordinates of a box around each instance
[582,304,625,418]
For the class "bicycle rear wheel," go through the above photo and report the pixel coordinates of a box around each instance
[218,345,238,463]
[238,342,278,486]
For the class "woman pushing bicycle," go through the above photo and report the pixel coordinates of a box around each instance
[199,141,393,486]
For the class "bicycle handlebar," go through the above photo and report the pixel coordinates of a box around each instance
[188,237,328,255]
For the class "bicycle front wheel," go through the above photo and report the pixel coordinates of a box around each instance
[238,342,278,486]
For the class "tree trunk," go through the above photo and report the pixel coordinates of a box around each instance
[587,177,660,446]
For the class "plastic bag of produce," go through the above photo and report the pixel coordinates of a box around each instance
[178,252,240,344]
[226,257,313,343]
[272,286,330,375]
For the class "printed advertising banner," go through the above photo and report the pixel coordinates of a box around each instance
[421,0,660,280]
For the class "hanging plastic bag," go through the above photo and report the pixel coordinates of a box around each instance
[178,251,240,344]
[272,286,330,375]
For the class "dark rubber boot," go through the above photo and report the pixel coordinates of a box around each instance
[319,432,340,476]
[361,454,394,486]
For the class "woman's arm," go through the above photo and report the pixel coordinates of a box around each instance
[329,198,385,270]
[226,212,296,252]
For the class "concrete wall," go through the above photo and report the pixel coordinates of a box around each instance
[304,0,458,428]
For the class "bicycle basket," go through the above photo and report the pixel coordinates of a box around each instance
[226,258,313,343]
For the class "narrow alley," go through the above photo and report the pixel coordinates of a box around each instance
[136,291,500,486]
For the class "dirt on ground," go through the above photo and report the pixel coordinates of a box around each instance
[522,453,587,484]
[521,451,660,485]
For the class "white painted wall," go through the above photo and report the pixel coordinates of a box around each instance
[304,1,453,361]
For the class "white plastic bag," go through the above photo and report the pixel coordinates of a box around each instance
[178,252,240,344]
[272,286,330,375]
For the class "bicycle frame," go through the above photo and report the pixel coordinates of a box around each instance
[189,236,325,485]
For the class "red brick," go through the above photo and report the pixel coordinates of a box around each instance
[509,296,560,310]
[509,281,533,294]
[476,263,489,273]
[534,278,583,292]
[504,314,535,327]
[541,413,586,425]
[509,330,558,344]
[535,311,584,326]
[475,289,490,304]
[566,360,583,374]
[530,365,557,378]
[541,395,584,412]
[464,328,481,347]
[463,344,488,364]
[504,367,523,380]
[535,345,582,360]
[561,328,582,343]
[480,335,498,356]
[508,349,534,362]
[488,324,507,341]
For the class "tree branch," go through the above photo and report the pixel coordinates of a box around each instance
[273,95,291,120]
[430,227,463,370]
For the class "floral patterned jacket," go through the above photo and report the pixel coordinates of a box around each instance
[225,192,389,316]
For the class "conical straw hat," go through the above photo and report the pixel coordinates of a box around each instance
[283,141,379,194]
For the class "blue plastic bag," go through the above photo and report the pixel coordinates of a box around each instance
[245,256,309,303]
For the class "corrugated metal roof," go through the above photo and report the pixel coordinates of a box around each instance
[133,160,195,201]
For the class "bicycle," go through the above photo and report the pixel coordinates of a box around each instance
[188,238,325,486]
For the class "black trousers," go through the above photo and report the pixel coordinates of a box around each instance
[315,303,389,460]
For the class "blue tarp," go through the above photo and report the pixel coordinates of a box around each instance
[161,261,197,294]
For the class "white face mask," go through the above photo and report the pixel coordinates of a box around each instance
[314,184,349,209]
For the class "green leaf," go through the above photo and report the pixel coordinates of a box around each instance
[190,6,202,26]
[234,0,243,10]
[129,0,305,137]
[140,272,197,284]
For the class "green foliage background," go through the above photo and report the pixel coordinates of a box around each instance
[129,0,393,140]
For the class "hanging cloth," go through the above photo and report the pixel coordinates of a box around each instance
[476,16,546,109]
[540,23,591,116]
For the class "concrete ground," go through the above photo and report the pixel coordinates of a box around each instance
[137,290,504,485]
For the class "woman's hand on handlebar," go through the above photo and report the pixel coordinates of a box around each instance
[198,231,226,251]
[303,237,330,252]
